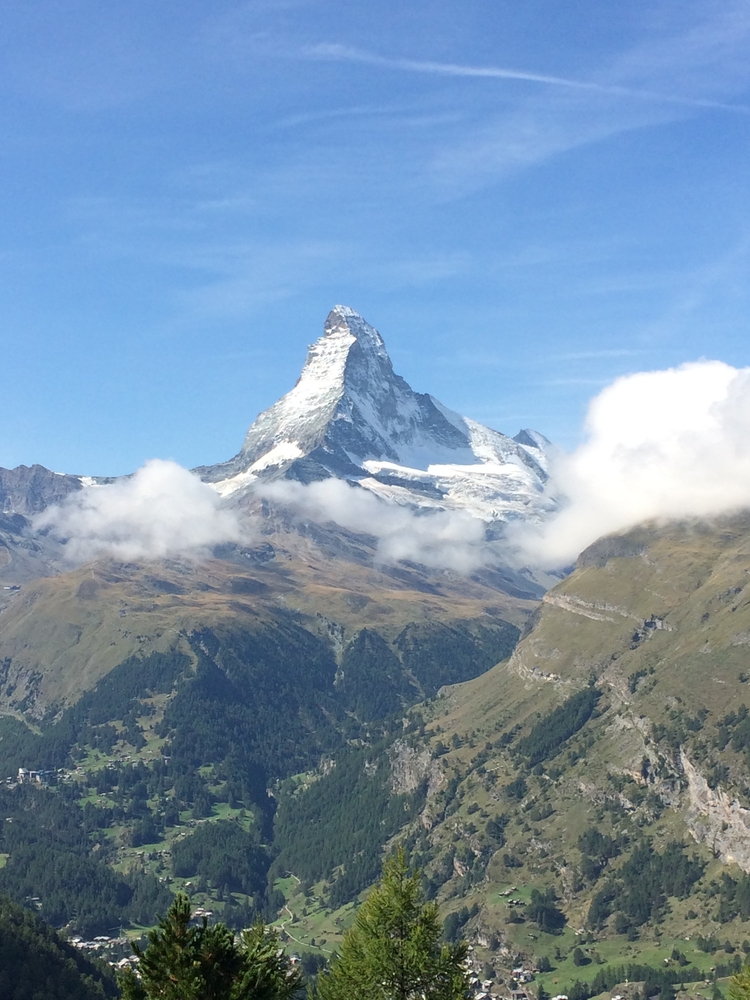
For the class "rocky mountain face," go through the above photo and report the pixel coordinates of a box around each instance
[0,464,94,584]
[0,306,554,732]
[0,468,117,585]
[197,305,552,524]
[0,465,84,517]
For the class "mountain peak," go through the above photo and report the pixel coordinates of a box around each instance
[326,303,369,325]
[325,303,382,338]
[229,305,398,474]
[198,307,552,524]
[319,305,392,377]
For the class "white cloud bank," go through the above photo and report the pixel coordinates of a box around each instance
[512,360,750,568]
[261,478,489,574]
[36,459,243,563]
[34,362,750,576]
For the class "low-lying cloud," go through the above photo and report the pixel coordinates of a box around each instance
[36,362,750,575]
[261,478,489,574]
[511,360,750,568]
[36,459,243,563]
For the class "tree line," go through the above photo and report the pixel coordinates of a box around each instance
[119,850,470,1000]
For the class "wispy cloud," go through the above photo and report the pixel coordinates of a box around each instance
[307,42,750,115]
[64,186,476,329]
[609,1,750,103]
[632,236,750,347]
[272,102,453,129]
[302,4,750,197]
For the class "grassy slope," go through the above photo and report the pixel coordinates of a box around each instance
[393,513,750,988]
[0,524,534,716]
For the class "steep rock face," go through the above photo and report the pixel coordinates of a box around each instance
[199,306,552,523]
[0,511,70,586]
[389,739,444,796]
[682,750,750,872]
[0,468,114,585]
[0,465,84,517]
[242,306,468,470]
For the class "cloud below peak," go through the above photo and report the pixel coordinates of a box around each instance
[511,360,750,568]
[31,361,750,579]
[260,477,489,574]
[35,459,243,564]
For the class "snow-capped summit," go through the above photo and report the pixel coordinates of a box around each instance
[199,306,553,523]
[240,304,455,470]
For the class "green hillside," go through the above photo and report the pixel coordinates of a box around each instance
[3,512,750,1000]
[0,578,520,939]
[0,893,118,1000]
[0,526,532,717]
[380,512,750,995]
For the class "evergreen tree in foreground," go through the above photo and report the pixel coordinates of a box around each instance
[316,848,470,1000]
[731,963,750,1000]
[118,893,302,1000]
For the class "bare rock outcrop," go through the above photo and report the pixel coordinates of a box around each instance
[389,739,444,798]
[681,750,750,871]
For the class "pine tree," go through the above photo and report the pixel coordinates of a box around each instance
[316,848,470,1000]
[118,893,302,1000]
[234,921,303,1000]
[119,894,205,1000]
[731,966,750,1000]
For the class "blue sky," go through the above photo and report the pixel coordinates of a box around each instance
[2,0,750,475]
